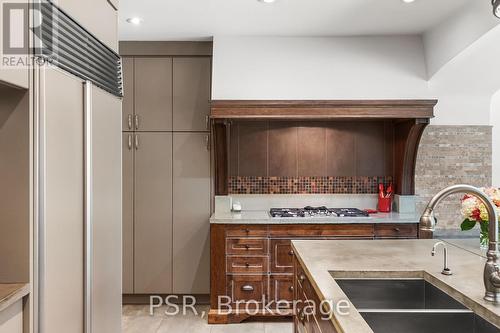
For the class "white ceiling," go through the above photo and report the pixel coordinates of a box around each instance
[119,0,471,41]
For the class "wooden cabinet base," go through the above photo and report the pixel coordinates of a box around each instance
[210,223,418,324]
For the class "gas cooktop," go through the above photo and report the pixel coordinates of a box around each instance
[269,207,369,218]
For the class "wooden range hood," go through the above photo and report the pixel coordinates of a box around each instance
[211,100,436,120]
[210,99,437,196]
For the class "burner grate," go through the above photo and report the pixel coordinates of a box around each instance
[270,207,369,218]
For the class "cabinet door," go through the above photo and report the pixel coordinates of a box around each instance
[40,67,84,333]
[122,133,134,294]
[173,133,211,293]
[134,133,173,293]
[122,57,134,131]
[173,57,211,131]
[270,275,294,305]
[0,300,23,333]
[271,239,294,273]
[90,86,122,332]
[135,58,173,131]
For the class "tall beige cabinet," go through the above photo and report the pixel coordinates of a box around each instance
[121,42,212,296]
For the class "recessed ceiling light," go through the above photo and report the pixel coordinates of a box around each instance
[126,17,143,25]
[258,0,276,3]
[494,0,500,18]
[402,0,416,3]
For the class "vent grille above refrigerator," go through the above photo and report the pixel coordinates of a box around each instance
[34,1,123,97]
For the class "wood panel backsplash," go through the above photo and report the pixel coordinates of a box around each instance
[229,120,395,178]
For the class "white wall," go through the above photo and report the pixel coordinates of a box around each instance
[492,90,500,187]
[212,36,430,100]
[423,0,498,78]
[429,25,500,126]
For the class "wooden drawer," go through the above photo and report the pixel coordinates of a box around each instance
[227,275,268,307]
[227,256,269,274]
[270,224,374,238]
[271,239,295,273]
[226,225,268,237]
[270,275,294,306]
[226,238,268,256]
[374,224,418,238]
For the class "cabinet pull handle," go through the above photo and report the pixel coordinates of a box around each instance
[289,285,294,292]
[299,274,306,282]
[134,135,139,150]
[394,228,400,232]
[205,135,210,151]
[127,134,132,150]
[134,115,140,130]
[128,114,133,130]
[245,262,250,268]
[245,245,250,250]
[205,115,210,130]
[289,250,295,256]
[241,285,254,292]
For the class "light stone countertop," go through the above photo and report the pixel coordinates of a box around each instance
[291,239,500,333]
[209,210,420,224]
[0,283,29,313]
[444,238,487,257]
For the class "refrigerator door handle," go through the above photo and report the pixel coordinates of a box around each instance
[84,81,93,333]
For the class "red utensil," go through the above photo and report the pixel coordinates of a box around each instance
[386,183,393,198]
[379,183,385,198]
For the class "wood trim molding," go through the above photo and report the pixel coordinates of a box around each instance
[212,121,229,195]
[394,118,429,195]
[119,41,213,56]
[211,100,437,120]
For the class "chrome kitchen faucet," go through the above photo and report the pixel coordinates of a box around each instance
[420,184,500,302]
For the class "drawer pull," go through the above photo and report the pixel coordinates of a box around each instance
[245,262,250,267]
[245,229,250,233]
[394,228,401,232]
[241,285,254,292]
[288,250,295,256]
[289,285,294,292]
[245,245,250,250]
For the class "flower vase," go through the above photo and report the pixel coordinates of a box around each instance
[479,221,489,250]
[480,230,489,250]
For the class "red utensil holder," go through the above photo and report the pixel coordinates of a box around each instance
[378,197,392,213]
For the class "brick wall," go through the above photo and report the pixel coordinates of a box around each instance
[415,125,492,233]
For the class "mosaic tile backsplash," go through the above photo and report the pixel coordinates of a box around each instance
[228,176,394,194]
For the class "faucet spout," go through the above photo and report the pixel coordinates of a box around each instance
[419,184,500,302]
[432,241,452,276]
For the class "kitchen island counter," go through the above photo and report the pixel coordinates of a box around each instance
[291,239,500,333]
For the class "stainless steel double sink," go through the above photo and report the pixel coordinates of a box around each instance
[335,279,500,333]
